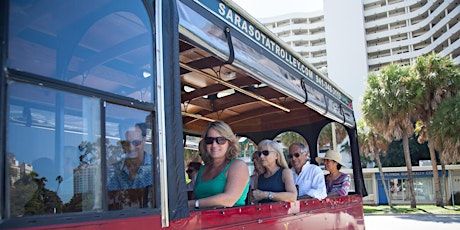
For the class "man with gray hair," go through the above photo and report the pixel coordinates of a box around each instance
[288,142,326,200]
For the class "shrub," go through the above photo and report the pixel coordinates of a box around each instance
[448,192,460,205]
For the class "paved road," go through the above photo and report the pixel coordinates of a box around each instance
[364,214,460,230]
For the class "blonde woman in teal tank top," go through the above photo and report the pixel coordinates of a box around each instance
[188,121,249,209]
[194,159,249,206]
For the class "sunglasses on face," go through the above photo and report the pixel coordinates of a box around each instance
[186,169,195,173]
[204,136,228,145]
[288,152,301,159]
[257,150,272,157]
[129,140,143,146]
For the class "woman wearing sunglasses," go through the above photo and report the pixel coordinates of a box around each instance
[251,140,297,203]
[188,121,249,209]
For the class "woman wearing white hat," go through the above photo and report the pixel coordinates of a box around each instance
[316,149,351,197]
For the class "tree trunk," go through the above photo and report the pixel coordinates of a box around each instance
[441,160,448,206]
[402,134,416,208]
[375,152,392,206]
[428,142,443,206]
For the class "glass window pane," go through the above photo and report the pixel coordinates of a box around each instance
[8,0,154,102]
[8,81,102,217]
[105,103,154,210]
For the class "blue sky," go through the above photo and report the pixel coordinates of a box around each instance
[232,0,323,18]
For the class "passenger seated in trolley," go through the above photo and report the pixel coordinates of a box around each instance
[107,122,153,210]
[186,161,202,200]
[250,140,297,203]
[188,121,249,209]
[316,149,351,197]
[246,150,265,205]
[288,142,327,200]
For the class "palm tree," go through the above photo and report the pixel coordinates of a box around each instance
[358,121,391,205]
[318,122,348,150]
[340,141,351,155]
[430,93,460,164]
[55,175,63,194]
[411,54,460,206]
[278,131,306,149]
[430,93,460,204]
[362,64,417,208]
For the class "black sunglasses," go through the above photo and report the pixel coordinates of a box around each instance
[288,152,301,159]
[204,136,228,145]
[257,150,272,157]
[186,169,195,173]
[130,140,143,146]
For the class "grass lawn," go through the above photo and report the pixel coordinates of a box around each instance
[363,205,460,214]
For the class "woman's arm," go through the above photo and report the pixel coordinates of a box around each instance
[188,159,249,208]
[278,168,298,202]
[337,173,351,196]
[327,173,351,197]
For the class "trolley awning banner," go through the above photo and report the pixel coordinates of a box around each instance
[178,0,356,127]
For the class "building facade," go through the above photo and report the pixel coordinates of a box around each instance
[259,0,459,120]
[255,0,459,205]
[343,165,460,205]
[260,0,459,71]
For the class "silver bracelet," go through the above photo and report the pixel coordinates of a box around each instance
[195,199,199,209]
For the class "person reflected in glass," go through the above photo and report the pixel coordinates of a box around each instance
[289,142,326,200]
[188,121,249,209]
[186,162,202,200]
[107,122,152,209]
[251,140,297,203]
[316,149,351,197]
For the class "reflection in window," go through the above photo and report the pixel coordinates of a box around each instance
[8,0,154,102]
[388,178,435,203]
[7,82,102,216]
[105,104,154,210]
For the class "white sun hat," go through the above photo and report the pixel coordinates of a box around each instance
[315,149,346,167]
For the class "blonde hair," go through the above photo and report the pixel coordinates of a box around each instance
[199,121,240,164]
[257,139,289,168]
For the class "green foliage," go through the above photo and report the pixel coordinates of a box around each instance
[381,135,433,167]
[448,192,460,205]
[277,131,306,149]
[341,141,350,153]
[63,193,83,212]
[184,148,201,163]
[317,123,348,149]
[10,173,37,216]
[430,93,460,164]
[411,54,460,116]
[11,171,63,216]
[409,53,460,163]
[78,140,100,166]
[360,155,374,168]
[362,64,415,141]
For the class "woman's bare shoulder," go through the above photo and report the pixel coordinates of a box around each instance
[229,159,249,172]
[282,168,294,177]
